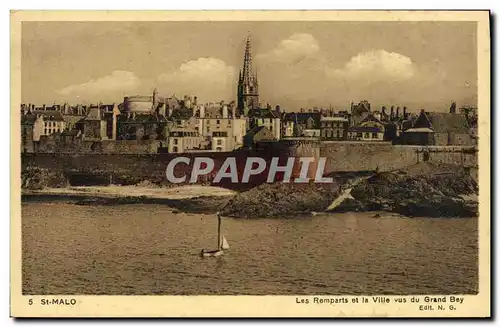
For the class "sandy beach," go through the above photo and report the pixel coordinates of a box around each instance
[22,185,236,200]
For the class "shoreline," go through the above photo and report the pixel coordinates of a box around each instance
[22,184,236,200]
[21,183,477,219]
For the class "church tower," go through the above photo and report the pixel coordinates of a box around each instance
[237,35,259,116]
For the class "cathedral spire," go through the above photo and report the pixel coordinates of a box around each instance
[237,34,259,113]
[242,34,253,84]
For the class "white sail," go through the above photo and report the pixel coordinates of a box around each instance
[221,235,230,250]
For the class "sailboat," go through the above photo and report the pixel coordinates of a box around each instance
[220,235,230,250]
[200,212,229,258]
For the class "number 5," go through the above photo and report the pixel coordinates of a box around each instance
[28,299,33,305]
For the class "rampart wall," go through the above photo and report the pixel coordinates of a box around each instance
[21,140,478,190]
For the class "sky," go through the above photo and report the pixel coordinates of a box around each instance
[21,21,477,112]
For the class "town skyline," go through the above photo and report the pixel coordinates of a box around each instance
[22,21,477,111]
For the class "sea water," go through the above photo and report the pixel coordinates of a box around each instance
[21,203,478,295]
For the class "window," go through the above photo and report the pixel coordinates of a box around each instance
[217,139,222,145]
[356,132,362,138]
[172,146,178,153]
[216,120,220,125]
[44,128,47,134]
[364,133,370,138]
[173,139,178,145]
[372,132,379,139]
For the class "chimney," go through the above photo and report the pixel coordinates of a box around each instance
[199,105,205,118]
[275,105,281,115]
[396,106,400,118]
[390,106,394,120]
[449,101,457,114]
[222,103,228,118]
[42,104,46,110]
[403,106,407,119]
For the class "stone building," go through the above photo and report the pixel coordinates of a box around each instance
[212,131,232,152]
[347,113,385,141]
[81,107,107,140]
[21,109,66,152]
[320,116,349,140]
[350,100,371,126]
[195,101,247,150]
[116,89,173,140]
[281,112,321,138]
[401,110,473,146]
[247,107,281,140]
[168,128,206,153]
[243,126,277,148]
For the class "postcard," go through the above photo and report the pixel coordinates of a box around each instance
[11,10,490,318]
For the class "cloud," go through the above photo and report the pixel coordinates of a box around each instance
[257,44,424,109]
[157,57,236,102]
[256,33,320,64]
[57,71,141,100]
[332,50,416,81]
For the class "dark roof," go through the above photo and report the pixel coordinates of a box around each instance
[414,111,470,133]
[61,130,81,137]
[282,112,322,130]
[244,125,266,138]
[99,104,116,111]
[21,114,37,125]
[243,126,276,144]
[401,118,416,131]
[247,108,278,119]
[21,110,65,124]
[359,112,383,125]
[283,112,321,124]
[170,107,193,120]
[32,110,64,121]
[118,113,167,123]
[203,106,234,119]
[348,126,383,133]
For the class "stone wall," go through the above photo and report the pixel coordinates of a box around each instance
[315,141,477,173]
[36,139,165,154]
[21,140,478,191]
[21,147,293,191]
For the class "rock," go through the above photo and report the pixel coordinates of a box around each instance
[22,167,69,190]
[221,182,344,218]
[333,165,478,218]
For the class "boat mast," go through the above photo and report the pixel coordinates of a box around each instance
[217,213,221,249]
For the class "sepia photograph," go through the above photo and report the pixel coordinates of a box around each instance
[10,10,490,317]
